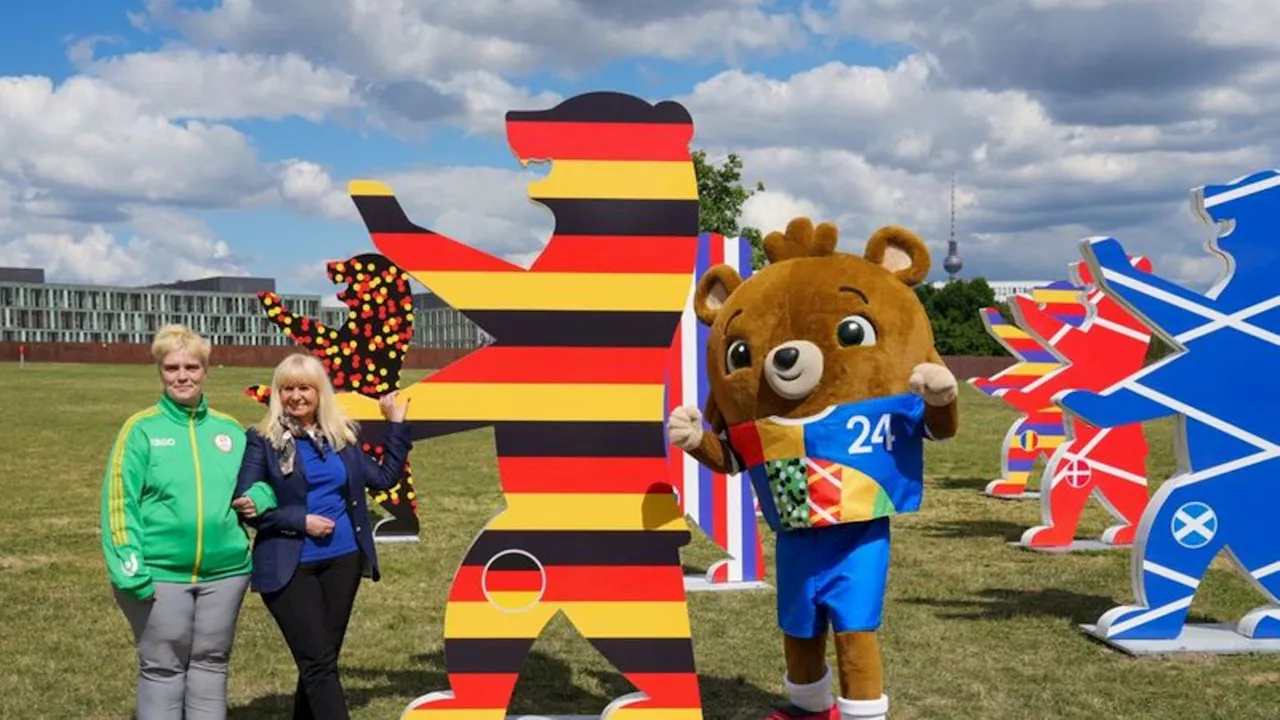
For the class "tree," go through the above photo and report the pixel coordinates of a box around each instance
[692,150,767,269]
[915,278,1009,356]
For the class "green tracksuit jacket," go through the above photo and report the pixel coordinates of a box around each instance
[101,393,253,601]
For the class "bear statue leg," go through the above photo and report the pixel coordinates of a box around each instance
[372,505,421,540]
[1231,554,1280,639]
[371,474,420,541]
[1021,441,1095,547]
[1093,470,1148,547]
[1095,479,1227,641]
[400,531,555,719]
[986,419,1038,497]
[585,634,703,720]
[566,558,704,720]
[1098,458,1280,640]
[1222,494,1280,639]
[1089,424,1149,546]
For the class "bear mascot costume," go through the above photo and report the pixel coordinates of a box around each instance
[667,217,960,720]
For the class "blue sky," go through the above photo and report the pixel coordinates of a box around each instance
[1,0,1272,296]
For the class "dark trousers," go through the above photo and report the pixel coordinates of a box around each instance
[262,550,363,720]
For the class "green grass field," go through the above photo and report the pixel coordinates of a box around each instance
[3,362,1280,719]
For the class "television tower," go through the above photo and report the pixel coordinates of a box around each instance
[943,170,963,281]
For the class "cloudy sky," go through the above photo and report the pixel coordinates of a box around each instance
[2,0,1276,302]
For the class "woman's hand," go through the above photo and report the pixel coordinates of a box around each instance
[305,515,335,538]
[378,391,411,423]
[231,496,258,519]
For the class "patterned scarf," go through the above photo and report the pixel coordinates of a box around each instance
[274,414,327,476]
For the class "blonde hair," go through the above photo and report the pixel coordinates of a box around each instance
[254,353,360,451]
[151,324,211,366]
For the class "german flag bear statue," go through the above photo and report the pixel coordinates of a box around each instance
[667,217,960,720]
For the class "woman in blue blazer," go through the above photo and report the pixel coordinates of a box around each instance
[231,353,412,720]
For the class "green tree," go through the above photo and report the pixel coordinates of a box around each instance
[915,278,1009,356]
[693,150,767,269]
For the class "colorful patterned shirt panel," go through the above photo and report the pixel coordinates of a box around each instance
[727,393,927,532]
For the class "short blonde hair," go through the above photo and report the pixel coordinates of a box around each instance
[151,324,211,366]
[254,353,360,451]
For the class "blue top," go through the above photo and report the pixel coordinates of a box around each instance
[297,435,359,563]
[234,422,412,595]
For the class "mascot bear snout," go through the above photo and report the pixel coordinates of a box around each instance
[765,340,824,399]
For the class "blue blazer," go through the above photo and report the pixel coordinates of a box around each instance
[234,421,412,595]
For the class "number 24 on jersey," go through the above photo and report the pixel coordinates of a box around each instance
[846,413,895,454]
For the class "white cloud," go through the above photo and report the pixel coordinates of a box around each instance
[0,65,340,289]
[284,259,352,306]
[431,71,564,136]
[1190,0,1280,49]
[0,74,272,213]
[807,0,1280,128]
[0,51,370,294]
[274,160,358,221]
[370,164,558,261]
[0,51,560,291]
[676,47,1279,286]
[78,46,360,121]
[0,227,144,285]
[0,208,248,287]
[70,37,569,148]
[271,161,557,261]
[138,0,808,79]
[8,0,1280,300]
[355,70,566,139]
[741,187,825,236]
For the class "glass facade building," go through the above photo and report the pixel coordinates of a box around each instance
[0,267,490,349]
[927,279,1054,303]
[410,292,494,348]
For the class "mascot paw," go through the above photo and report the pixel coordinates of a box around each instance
[667,405,704,451]
[909,362,957,407]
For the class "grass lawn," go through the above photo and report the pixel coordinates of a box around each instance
[3,362,1280,719]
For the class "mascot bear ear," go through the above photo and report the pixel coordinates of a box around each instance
[864,225,931,287]
[693,264,743,326]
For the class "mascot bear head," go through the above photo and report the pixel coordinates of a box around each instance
[693,217,949,430]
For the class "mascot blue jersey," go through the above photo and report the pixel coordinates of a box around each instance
[726,392,927,532]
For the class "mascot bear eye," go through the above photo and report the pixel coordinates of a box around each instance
[836,315,877,347]
[725,340,752,372]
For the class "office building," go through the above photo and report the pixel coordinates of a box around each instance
[927,279,1056,303]
[411,292,494,348]
[986,280,1056,302]
[0,267,489,349]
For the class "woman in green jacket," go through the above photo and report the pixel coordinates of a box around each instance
[102,324,254,720]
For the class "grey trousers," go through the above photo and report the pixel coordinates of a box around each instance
[114,573,251,720]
